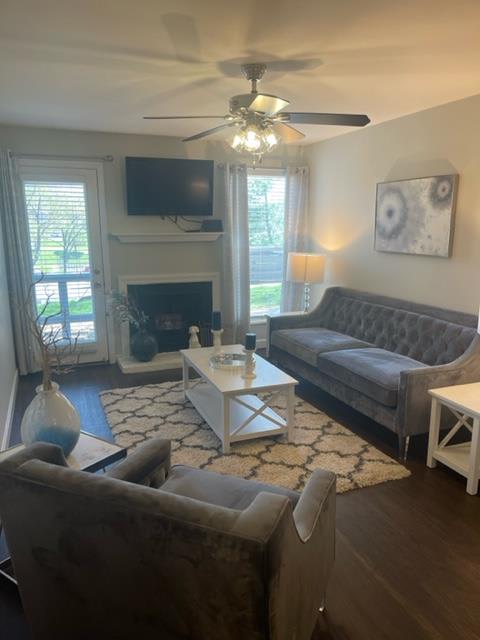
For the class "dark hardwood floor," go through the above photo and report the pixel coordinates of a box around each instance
[2,363,480,640]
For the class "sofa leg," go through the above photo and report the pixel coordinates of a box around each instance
[398,435,410,462]
[319,594,326,613]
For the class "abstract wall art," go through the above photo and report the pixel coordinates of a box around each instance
[374,175,458,257]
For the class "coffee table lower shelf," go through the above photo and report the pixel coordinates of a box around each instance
[0,557,16,585]
[186,383,288,452]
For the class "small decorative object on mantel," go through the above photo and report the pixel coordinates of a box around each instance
[20,279,81,456]
[110,291,158,362]
[375,174,458,257]
[211,311,223,354]
[188,325,201,349]
[242,333,257,379]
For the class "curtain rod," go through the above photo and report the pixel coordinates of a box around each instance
[13,152,114,162]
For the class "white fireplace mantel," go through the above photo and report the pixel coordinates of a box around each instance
[111,232,223,244]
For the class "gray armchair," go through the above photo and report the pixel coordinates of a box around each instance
[0,440,336,640]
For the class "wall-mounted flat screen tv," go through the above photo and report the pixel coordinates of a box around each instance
[126,156,214,216]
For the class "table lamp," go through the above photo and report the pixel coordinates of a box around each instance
[287,252,326,312]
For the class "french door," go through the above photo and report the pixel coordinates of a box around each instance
[18,159,110,363]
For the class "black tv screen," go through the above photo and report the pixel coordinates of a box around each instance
[126,156,214,216]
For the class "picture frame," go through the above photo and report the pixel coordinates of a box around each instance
[374,174,458,257]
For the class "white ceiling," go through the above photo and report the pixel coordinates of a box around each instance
[1,0,480,144]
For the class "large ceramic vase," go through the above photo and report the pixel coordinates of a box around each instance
[130,328,158,362]
[20,382,81,457]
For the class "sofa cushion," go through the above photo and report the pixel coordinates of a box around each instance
[161,465,300,510]
[316,348,426,407]
[271,327,374,367]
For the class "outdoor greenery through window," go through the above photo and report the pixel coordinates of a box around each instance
[24,181,95,342]
[248,170,286,318]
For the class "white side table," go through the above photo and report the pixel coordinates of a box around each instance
[427,383,480,495]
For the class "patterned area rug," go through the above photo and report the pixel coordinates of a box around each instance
[100,381,410,494]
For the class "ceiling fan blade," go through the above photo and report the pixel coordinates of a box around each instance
[248,93,290,116]
[272,122,305,144]
[144,115,225,120]
[284,112,370,127]
[183,122,238,142]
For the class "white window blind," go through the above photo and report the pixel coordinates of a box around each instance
[23,180,95,342]
[247,171,286,318]
[24,181,89,275]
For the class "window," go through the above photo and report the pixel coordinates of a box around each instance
[24,180,95,343]
[247,170,286,319]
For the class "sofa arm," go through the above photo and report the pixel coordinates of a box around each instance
[0,442,67,474]
[293,469,336,542]
[107,438,171,488]
[265,471,336,640]
[265,287,340,356]
[398,336,480,437]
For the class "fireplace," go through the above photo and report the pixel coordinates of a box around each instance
[117,272,220,373]
[128,281,213,353]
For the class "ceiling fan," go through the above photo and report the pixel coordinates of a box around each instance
[144,63,370,158]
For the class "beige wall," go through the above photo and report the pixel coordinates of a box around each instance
[0,124,305,352]
[0,124,304,287]
[0,216,17,447]
[307,94,480,314]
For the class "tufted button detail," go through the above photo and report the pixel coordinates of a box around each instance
[322,293,476,365]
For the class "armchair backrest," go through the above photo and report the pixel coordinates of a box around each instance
[0,445,296,640]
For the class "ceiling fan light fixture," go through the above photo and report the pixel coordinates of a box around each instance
[265,131,278,147]
[231,133,243,149]
[230,122,278,158]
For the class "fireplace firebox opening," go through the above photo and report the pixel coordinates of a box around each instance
[128,281,213,353]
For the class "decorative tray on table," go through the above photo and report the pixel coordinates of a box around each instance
[209,352,250,370]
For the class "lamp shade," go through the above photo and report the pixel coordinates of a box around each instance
[287,252,326,284]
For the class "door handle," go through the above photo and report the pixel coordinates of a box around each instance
[93,281,103,289]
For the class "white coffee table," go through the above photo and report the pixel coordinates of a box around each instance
[427,383,480,495]
[180,345,298,453]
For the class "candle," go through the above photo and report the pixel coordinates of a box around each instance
[245,332,256,351]
[211,311,222,331]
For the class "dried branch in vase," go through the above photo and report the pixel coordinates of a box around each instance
[109,291,149,329]
[22,276,81,391]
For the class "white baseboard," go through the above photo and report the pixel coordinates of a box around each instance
[1,369,18,451]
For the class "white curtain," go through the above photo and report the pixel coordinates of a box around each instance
[0,149,38,374]
[281,166,310,312]
[218,163,250,344]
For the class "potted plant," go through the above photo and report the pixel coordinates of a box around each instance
[20,279,81,456]
[110,291,158,362]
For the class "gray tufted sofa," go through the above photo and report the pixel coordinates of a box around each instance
[267,287,480,457]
